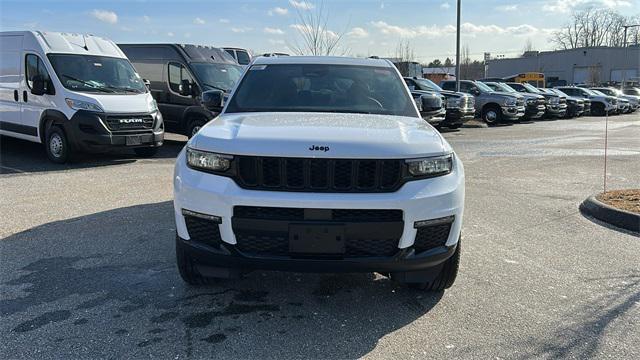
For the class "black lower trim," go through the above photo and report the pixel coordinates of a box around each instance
[178,235,457,273]
[0,121,38,136]
[580,196,640,234]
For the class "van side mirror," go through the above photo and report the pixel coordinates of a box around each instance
[201,90,224,111]
[179,79,193,96]
[31,75,53,96]
[143,78,151,90]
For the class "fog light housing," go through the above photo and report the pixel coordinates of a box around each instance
[414,215,455,228]
[182,209,222,223]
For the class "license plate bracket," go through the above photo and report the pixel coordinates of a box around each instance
[289,224,345,254]
[126,135,143,146]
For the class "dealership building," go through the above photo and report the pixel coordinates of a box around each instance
[486,46,640,86]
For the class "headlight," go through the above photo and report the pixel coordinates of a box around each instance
[406,154,453,177]
[150,99,159,112]
[65,98,103,112]
[504,97,517,106]
[186,147,232,172]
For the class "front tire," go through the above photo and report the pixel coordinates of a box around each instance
[186,118,207,139]
[176,236,214,285]
[408,239,461,291]
[45,125,72,163]
[482,106,501,125]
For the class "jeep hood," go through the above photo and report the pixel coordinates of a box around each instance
[191,112,450,158]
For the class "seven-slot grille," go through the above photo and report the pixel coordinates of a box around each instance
[104,114,154,131]
[233,156,405,193]
[516,98,525,107]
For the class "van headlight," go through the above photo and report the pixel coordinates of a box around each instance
[186,147,232,172]
[406,154,453,177]
[65,98,103,112]
[150,99,159,112]
[504,98,517,106]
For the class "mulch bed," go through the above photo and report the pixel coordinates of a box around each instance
[597,189,640,214]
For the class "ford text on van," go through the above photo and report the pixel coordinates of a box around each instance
[119,44,243,137]
[173,57,465,291]
[0,31,164,163]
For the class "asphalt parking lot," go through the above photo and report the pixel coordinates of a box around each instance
[1,114,639,359]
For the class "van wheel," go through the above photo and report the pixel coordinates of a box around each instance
[45,125,72,163]
[482,106,501,125]
[186,118,207,138]
[176,235,213,285]
[592,103,605,116]
[409,238,461,291]
[134,147,158,158]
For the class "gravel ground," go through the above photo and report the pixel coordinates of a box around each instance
[1,114,639,359]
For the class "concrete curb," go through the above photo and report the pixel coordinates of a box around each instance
[579,195,640,234]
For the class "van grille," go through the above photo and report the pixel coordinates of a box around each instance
[231,156,405,193]
[104,115,154,131]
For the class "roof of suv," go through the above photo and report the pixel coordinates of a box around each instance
[252,56,393,67]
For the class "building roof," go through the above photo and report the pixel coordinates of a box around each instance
[423,66,456,75]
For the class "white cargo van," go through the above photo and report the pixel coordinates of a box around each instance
[0,31,164,163]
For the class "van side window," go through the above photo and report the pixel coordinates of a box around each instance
[168,63,194,94]
[25,54,51,89]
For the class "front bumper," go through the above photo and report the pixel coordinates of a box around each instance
[524,104,546,119]
[501,105,526,120]
[64,110,164,153]
[173,149,465,272]
[444,107,475,125]
[545,103,568,118]
[421,108,447,125]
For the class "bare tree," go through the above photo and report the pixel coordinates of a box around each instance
[288,1,348,56]
[551,7,640,49]
[393,40,416,76]
[522,38,536,55]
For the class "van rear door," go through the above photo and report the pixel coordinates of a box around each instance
[0,34,28,138]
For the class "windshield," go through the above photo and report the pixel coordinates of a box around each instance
[590,89,607,96]
[190,63,243,92]
[624,88,640,96]
[415,78,442,91]
[475,81,494,93]
[47,54,146,94]
[226,64,417,117]
[491,82,516,93]
[522,83,541,93]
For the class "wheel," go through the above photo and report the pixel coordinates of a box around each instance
[176,235,214,285]
[134,147,158,158]
[186,118,207,139]
[45,125,72,163]
[592,103,606,116]
[447,123,462,129]
[408,239,461,291]
[482,106,501,125]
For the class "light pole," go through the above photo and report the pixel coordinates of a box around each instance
[455,0,461,92]
[621,24,640,90]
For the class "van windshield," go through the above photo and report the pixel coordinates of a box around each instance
[190,63,243,92]
[225,64,417,117]
[48,54,146,94]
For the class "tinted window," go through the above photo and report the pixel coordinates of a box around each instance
[226,64,417,117]
[441,82,454,91]
[168,62,194,93]
[236,50,251,65]
[25,54,51,89]
[190,63,243,92]
[224,49,235,59]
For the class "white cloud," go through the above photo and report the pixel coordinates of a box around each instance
[264,27,285,35]
[542,0,632,13]
[496,4,518,12]
[193,17,206,25]
[142,15,151,23]
[167,32,174,37]
[347,27,369,38]
[371,21,455,38]
[371,20,545,39]
[440,2,451,10]
[268,7,289,16]
[289,0,315,10]
[268,39,286,45]
[90,9,118,24]
[219,18,230,23]
[231,27,252,33]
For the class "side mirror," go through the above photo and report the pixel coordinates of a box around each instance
[201,90,224,112]
[178,79,193,96]
[420,94,442,112]
[31,75,53,96]
[470,88,480,96]
[143,78,151,90]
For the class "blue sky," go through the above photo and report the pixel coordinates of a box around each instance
[1,0,638,62]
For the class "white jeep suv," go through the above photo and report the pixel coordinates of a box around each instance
[173,56,465,290]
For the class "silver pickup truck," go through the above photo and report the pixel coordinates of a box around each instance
[441,80,525,125]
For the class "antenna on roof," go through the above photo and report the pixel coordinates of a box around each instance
[81,34,89,51]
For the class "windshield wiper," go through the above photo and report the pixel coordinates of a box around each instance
[61,75,115,93]
[103,85,143,94]
[202,82,228,92]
